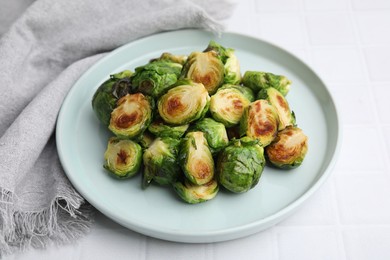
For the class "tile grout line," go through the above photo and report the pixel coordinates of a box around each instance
[347,0,390,174]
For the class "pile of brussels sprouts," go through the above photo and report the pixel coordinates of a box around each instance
[92,41,308,204]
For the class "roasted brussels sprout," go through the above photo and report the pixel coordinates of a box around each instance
[130,60,182,98]
[191,117,229,154]
[148,118,189,139]
[108,93,154,139]
[179,131,215,185]
[217,137,265,193]
[239,99,279,146]
[265,126,308,169]
[103,137,142,179]
[242,71,291,96]
[157,79,210,125]
[92,70,133,126]
[204,41,241,85]
[210,84,254,127]
[181,51,224,94]
[142,137,181,188]
[152,52,188,65]
[257,87,296,130]
[173,179,219,204]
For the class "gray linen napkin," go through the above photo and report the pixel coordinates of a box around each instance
[0,0,233,256]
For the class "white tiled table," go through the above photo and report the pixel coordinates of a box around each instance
[4,0,390,259]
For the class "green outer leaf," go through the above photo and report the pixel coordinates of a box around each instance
[142,137,181,188]
[148,118,189,139]
[242,71,291,96]
[131,60,182,98]
[217,138,265,193]
[190,117,228,154]
[91,70,132,126]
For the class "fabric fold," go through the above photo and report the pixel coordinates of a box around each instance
[0,0,234,256]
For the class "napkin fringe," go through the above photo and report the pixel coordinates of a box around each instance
[0,185,94,257]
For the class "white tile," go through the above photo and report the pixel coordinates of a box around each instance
[306,13,356,45]
[373,84,390,125]
[334,174,390,224]
[276,227,344,260]
[303,0,348,11]
[259,13,305,46]
[364,46,390,81]
[334,126,386,171]
[254,0,301,12]
[278,179,337,226]
[331,84,376,125]
[311,48,365,83]
[213,229,276,260]
[145,239,208,260]
[343,227,390,260]
[382,125,390,161]
[78,228,146,260]
[352,0,390,10]
[355,12,390,44]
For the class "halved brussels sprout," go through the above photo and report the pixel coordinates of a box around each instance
[265,126,308,169]
[157,79,210,125]
[204,41,241,85]
[239,99,279,146]
[242,71,291,96]
[179,131,215,185]
[173,179,218,204]
[181,51,224,94]
[190,117,229,154]
[103,137,142,179]
[148,118,189,139]
[142,137,181,188]
[151,52,188,65]
[257,87,296,130]
[210,84,254,127]
[216,137,265,193]
[130,60,182,98]
[92,70,133,126]
[109,93,154,139]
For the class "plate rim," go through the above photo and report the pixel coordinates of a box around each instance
[56,29,342,243]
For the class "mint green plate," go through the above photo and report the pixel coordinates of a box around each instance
[56,29,341,243]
